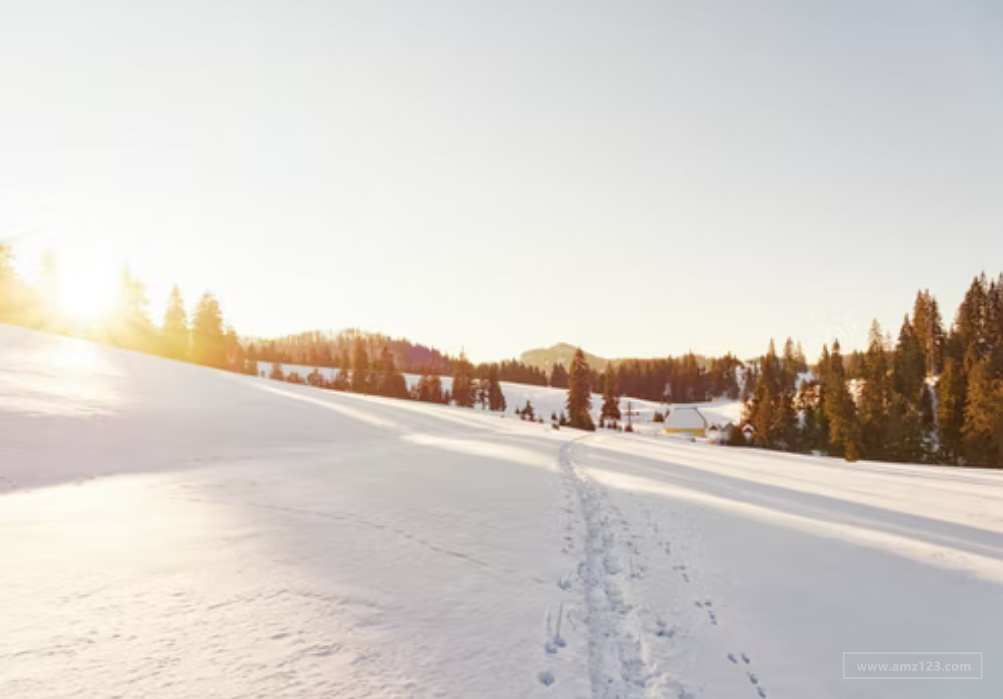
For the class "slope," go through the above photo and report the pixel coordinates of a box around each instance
[2,324,1003,699]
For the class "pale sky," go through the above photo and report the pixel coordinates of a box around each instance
[2,0,1002,363]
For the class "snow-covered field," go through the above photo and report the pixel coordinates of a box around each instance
[3,324,1003,698]
[254,360,744,429]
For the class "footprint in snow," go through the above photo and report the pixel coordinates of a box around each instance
[742,652,751,664]
[654,617,675,638]
[537,671,555,687]
[728,653,738,664]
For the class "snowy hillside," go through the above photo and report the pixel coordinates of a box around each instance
[254,360,744,429]
[3,324,1003,698]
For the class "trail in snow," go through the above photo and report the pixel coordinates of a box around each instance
[5,326,1003,699]
[555,437,688,699]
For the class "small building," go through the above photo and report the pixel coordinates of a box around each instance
[707,422,731,444]
[664,407,708,437]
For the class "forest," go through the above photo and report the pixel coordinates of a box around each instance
[2,244,1002,466]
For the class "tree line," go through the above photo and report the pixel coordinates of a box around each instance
[8,243,1003,466]
[0,247,249,373]
[742,276,1003,467]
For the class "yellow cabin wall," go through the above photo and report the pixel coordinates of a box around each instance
[664,427,706,437]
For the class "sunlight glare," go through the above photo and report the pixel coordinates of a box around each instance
[55,257,117,322]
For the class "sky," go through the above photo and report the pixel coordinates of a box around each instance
[1,0,1002,363]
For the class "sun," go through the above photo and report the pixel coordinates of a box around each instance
[54,261,117,322]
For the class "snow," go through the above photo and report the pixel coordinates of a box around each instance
[253,360,738,427]
[665,407,708,430]
[3,324,1003,698]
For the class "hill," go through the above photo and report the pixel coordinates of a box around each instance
[520,342,711,372]
[519,343,609,372]
[3,324,1002,698]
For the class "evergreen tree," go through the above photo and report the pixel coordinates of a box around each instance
[745,340,797,449]
[191,293,226,368]
[795,378,824,453]
[486,365,506,411]
[162,285,189,360]
[451,351,476,407]
[375,345,408,398]
[747,377,775,448]
[858,321,891,459]
[600,363,621,423]
[550,363,569,389]
[351,338,370,394]
[307,367,325,387]
[956,274,991,369]
[822,341,860,460]
[936,355,966,462]
[912,290,945,375]
[961,357,1003,465]
[222,326,246,372]
[565,348,595,430]
[520,399,535,421]
[414,374,444,403]
[893,316,926,402]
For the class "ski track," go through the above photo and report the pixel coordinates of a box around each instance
[547,437,676,699]
[547,437,771,699]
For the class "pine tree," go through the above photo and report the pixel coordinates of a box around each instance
[961,357,1003,465]
[748,379,775,448]
[912,290,945,375]
[222,326,245,372]
[796,379,825,453]
[858,321,891,459]
[520,399,535,421]
[376,345,408,398]
[822,341,860,460]
[191,293,226,368]
[600,363,621,423]
[485,365,506,411]
[956,274,991,369]
[414,374,444,403]
[744,340,797,449]
[162,285,189,360]
[550,363,569,389]
[451,351,476,407]
[351,338,370,394]
[936,355,967,462]
[893,315,925,402]
[566,348,595,431]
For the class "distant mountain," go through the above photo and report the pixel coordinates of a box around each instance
[519,343,608,372]
[520,343,713,372]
